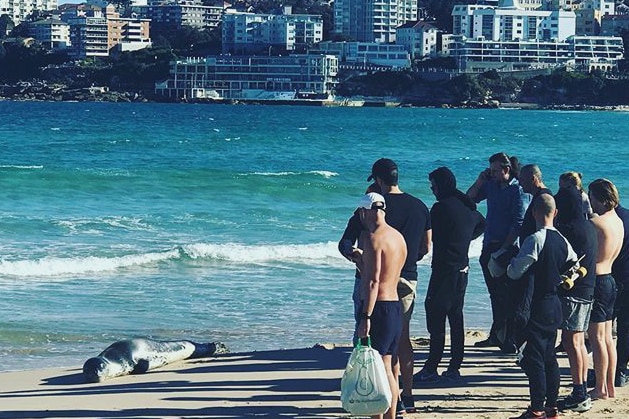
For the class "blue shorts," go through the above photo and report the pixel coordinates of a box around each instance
[370,300,402,358]
[591,274,617,323]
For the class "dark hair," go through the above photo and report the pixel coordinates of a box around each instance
[489,152,520,180]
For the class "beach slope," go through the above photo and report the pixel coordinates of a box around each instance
[1,338,628,418]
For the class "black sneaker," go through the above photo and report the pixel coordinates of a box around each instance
[401,394,416,413]
[413,367,441,384]
[561,393,592,412]
[441,369,462,382]
[544,407,559,419]
[616,370,629,387]
[474,336,500,348]
[509,407,547,419]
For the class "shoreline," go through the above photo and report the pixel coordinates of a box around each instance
[2,332,629,418]
[4,91,629,111]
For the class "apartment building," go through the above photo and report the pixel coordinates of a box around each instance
[395,20,439,59]
[333,0,418,43]
[29,18,70,50]
[221,11,323,55]
[0,0,58,25]
[451,3,576,42]
[139,0,223,30]
[448,0,623,72]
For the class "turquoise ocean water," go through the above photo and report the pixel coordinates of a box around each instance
[0,101,627,372]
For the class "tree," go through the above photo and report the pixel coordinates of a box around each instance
[0,41,46,82]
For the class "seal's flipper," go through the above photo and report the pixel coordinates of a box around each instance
[132,359,150,374]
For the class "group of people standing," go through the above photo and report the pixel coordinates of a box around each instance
[338,154,629,419]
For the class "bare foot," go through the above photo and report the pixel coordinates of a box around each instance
[588,390,608,400]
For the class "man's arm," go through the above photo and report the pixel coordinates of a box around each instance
[338,212,362,261]
[418,229,432,261]
[504,186,530,249]
[472,210,486,241]
[466,170,489,202]
[357,244,381,338]
[507,231,545,280]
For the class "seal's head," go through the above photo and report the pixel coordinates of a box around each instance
[83,357,110,383]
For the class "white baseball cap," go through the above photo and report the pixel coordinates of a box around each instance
[358,192,386,210]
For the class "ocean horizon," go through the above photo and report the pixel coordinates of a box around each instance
[0,101,627,372]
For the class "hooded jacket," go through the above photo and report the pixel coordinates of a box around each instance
[554,186,597,300]
[429,167,486,269]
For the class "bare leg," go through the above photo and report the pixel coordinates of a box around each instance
[605,320,617,398]
[588,321,609,399]
[373,354,398,419]
[563,330,587,386]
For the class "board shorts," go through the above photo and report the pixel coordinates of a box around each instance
[370,300,402,358]
[398,277,417,322]
[561,296,593,332]
[590,274,617,323]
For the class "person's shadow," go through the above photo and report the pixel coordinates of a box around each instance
[0,345,353,418]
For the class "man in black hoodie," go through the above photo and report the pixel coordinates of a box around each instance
[554,186,597,412]
[415,167,485,382]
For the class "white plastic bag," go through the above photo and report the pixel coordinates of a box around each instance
[340,338,392,416]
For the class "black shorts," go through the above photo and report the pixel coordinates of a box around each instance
[370,300,402,358]
[591,274,617,323]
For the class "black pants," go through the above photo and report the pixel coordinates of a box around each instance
[424,265,468,371]
[616,287,629,373]
[520,326,560,411]
[479,243,516,350]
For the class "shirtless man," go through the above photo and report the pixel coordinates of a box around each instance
[355,192,407,419]
[588,178,624,400]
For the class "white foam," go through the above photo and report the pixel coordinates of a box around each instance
[0,238,484,279]
[247,171,338,178]
[0,165,44,170]
[181,241,342,263]
[0,250,179,278]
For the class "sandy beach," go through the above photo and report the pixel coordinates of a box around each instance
[1,333,628,419]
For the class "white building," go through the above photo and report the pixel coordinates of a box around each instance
[449,0,623,72]
[395,20,439,59]
[29,18,70,50]
[154,54,338,100]
[0,0,58,25]
[314,41,411,68]
[222,11,323,54]
[449,34,623,72]
[451,1,577,42]
[333,0,418,43]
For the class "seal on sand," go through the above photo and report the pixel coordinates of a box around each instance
[82,338,228,383]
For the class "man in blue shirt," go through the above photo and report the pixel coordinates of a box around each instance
[467,152,530,353]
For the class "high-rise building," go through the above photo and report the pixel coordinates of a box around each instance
[333,0,418,43]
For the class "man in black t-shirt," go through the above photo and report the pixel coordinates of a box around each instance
[340,158,431,413]
[368,158,431,413]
